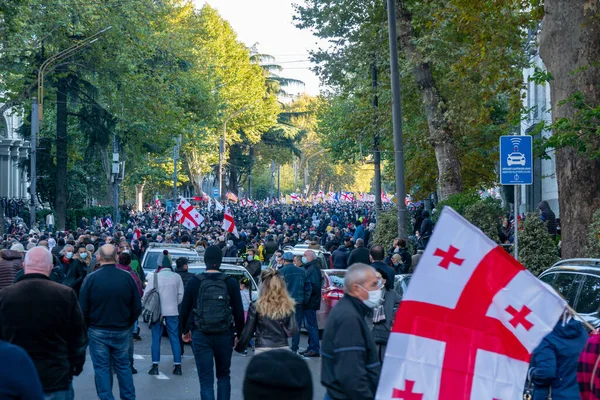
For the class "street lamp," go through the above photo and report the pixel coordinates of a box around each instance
[219,106,249,200]
[30,26,112,229]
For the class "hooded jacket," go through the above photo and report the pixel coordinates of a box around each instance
[530,317,588,400]
[331,245,349,269]
[0,250,22,290]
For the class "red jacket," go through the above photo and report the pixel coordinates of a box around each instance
[578,333,600,400]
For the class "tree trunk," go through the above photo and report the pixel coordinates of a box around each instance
[396,0,463,200]
[54,74,68,230]
[539,0,600,258]
[135,183,145,212]
[247,146,254,197]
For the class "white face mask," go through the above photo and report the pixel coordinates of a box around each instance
[358,285,382,308]
[65,252,73,259]
[247,255,253,261]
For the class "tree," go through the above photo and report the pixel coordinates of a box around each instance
[519,213,559,276]
[539,0,600,258]
[585,209,600,258]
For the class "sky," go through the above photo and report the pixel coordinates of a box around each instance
[195,0,323,96]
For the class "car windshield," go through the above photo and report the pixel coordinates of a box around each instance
[188,267,258,291]
[143,251,201,271]
[325,271,346,288]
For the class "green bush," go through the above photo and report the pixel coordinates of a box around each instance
[373,209,413,252]
[519,212,559,276]
[463,198,503,243]
[585,208,600,258]
[432,191,480,223]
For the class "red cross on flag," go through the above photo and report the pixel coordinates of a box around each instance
[176,197,205,230]
[376,207,567,400]
[222,207,239,238]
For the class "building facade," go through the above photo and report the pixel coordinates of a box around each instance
[0,105,30,201]
[519,30,559,217]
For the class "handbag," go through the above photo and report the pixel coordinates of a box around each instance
[524,368,552,400]
[141,272,161,325]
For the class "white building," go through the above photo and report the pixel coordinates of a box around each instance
[519,29,559,216]
[0,105,30,201]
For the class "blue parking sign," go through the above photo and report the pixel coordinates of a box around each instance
[500,135,533,185]
[213,188,219,198]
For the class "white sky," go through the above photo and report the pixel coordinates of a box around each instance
[195,0,323,96]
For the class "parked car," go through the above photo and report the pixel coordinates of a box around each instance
[317,269,346,330]
[187,263,259,301]
[141,243,201,273]
[538,258,600,328]
[282,245,331,270]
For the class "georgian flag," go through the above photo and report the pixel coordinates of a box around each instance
[104,217,113,228]
[376,207,566,400]
[214,199,224,211]
[155,198,161,208]
[222,207,239,238]
[176,197,205,230]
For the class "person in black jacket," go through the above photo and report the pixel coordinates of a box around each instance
[280,252,311,354]
[369,245,395,291]
[321,263,381,400]
[347,238,370,267]
[418,210,434,249]
[79,244,141,400]
[0,247,88,398]
[179,245,245,400]
[301,250,323,358]
[331,245,349,269]
[0,340,45,400]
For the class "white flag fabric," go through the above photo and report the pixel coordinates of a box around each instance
[376,207,566,400]
[206,195,212,210]
[222,207,239,238]
[176,197,204,230]
[214,200,224,211]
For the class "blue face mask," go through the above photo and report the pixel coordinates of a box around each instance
[302,256,307,264]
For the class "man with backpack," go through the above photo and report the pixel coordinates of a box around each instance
[179,245,245,400]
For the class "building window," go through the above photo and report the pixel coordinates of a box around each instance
[0,116,7,138]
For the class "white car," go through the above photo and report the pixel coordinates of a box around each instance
[507,152,526,166]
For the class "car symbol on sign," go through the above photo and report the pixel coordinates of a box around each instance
[507,152,526,166]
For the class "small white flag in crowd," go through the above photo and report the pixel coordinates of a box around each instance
[376,207,566,400]
[222,207,239,238]
[214,199,224,211]
[175,197,204,230]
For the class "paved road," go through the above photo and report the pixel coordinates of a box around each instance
[73,322,325,399]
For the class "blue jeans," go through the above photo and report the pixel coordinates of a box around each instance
[88,327,136,400]
[151,316,181,364]
[192,330,233,400]
[291,304,304,352]
[304,309,320,353]
[44,384,74,400]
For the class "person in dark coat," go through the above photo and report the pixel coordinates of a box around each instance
[530,312,588,400]
[0,247,87,398]
[538,200,558,238]
[0,244,24,289]
[175,257,195,288]
[371,267,401,361]
[418,210,434,248]
[301,250,323,358]
[280,252,311,354]
[369,245,396,291]
[0,340,45,399]
[347,238,370,267]
[321,263,381,400]
[331,245,349,269]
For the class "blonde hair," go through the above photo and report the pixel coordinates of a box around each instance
[255,269,296,320]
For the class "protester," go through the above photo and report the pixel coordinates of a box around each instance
[371,266,401,361]
[418,210,433,248]
[244,248,262,282]
[180,245,245,400]
[0,339,45,400]
[0,242,24,289]
[370,244,395,291]
[175,256,194,288]
[0,246,87,399]
[411,245,424,273]
[332,244,349,269]
[538,200,558,238]
[79,244,142,400]
[243,349,313,400]
[280,251,310,355]
[347,238,370,266]
[235,268,297,354]
[301,249,322,358]
[578,328,600,400]
[269,249,284,269]
[529,310,588,400]
[63,245,89,295]
[321,263,381,400]
[144,253,184,376]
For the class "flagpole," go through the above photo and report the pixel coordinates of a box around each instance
[566,305,596,332]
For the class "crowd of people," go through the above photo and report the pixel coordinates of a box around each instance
[0,199,592,400]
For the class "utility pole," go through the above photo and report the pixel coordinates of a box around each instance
[387,0,407,238]
[372,63,382,212]
[30,97,38,228]
[173,135,180,202]
[269,160,275,199]
[112,131,120,223]
[277,163,281,199]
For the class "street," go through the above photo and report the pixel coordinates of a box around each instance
[73,323,325,399]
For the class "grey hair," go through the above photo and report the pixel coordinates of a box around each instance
[356,238,364,247]
[305,249,316,260]
[61,244,74,255]
[24,246,53,269]
[344,263,375,292]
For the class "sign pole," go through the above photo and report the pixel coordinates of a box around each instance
[514,185,519,261]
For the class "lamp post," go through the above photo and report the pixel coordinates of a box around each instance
[219,107,249,200]
[30,26,112,228]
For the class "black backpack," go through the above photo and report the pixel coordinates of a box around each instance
[193,274,232,333]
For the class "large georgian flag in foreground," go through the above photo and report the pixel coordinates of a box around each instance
[376,207,566,400]
[176,197,205,230]
[222,207,239,238]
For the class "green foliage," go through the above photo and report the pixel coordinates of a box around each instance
[584,209,600,258]
[463,198,503,243]
[519,212,559,276]
[432,191,481,223]
[373,209,400,247]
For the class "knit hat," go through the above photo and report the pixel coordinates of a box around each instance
[243,349,313,400]
[204,245,223,270]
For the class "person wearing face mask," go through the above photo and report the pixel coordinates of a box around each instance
[62,245,89,296]
[321,263,382,400]
[244,248,262,282]
[371,267,401,362]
